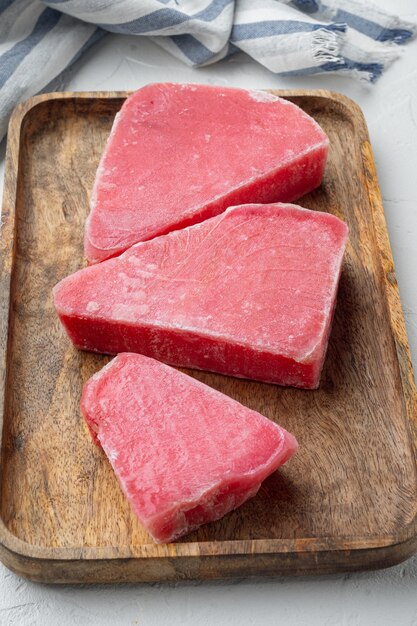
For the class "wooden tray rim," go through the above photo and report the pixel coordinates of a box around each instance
[0,89,416,579]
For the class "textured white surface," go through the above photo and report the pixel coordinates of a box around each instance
[1,0,417,623]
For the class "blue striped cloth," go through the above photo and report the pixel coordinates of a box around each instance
[0,0,415,140]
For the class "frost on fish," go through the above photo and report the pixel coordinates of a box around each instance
[84,82,329,264]
[81,353,298,543]
[54,203,348,389]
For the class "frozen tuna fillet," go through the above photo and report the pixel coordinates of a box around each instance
[54,203,348,389]
[85,83,329,263]
[81,352,298,543]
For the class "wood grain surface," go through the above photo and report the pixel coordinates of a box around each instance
[0,90,416,583]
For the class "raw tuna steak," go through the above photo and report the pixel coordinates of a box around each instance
[81,352,298,543]
[54,203,348,389]
[85,83,329,263]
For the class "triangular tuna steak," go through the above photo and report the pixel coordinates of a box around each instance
[81,352,298,543]
[55,203,348,389]
[85,83,329,263]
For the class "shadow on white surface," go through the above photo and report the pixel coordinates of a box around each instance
[1,554,417,626]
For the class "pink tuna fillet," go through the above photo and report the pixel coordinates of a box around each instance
[81,352,298,543]
[54,203,348,389]
[85,83,329,264]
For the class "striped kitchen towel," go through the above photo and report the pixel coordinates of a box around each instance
[0,0,415,140]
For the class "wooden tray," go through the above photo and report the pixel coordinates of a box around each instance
[0,90,416,584]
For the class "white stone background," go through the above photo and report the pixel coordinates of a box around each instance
[1,0,417,623]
